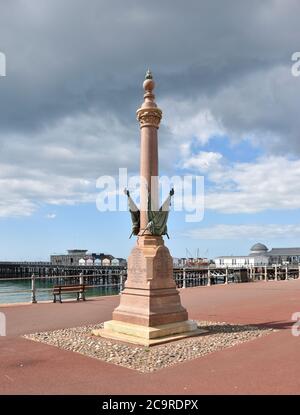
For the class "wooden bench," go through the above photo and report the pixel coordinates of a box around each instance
[53,284,86,303]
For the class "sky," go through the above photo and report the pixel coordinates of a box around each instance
[0,0,300,261]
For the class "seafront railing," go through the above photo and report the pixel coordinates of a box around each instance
[0,272,126,304]
[0,265,299,304]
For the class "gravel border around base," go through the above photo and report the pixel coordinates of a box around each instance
[23,321,274,373]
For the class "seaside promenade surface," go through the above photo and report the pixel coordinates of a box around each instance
[1,280,300,395]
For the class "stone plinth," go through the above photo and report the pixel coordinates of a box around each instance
[94,235,202,345]
[93,320,205,346]
[113,235,188,326]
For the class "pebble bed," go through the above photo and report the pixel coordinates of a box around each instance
[23,321,274,373]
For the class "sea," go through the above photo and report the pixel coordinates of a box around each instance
[0,278,119,304]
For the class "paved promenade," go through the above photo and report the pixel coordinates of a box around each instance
[1,280,300,394]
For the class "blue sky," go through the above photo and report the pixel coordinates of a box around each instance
[0,1,300,261]
[1,132,300,261]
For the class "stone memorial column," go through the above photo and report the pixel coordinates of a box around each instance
[93,71,203,346]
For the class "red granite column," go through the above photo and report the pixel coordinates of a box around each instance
[137,72,161,231]
[94,71,202,346]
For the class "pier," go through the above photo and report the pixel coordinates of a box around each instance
[0,262,299,304]
[0,261,125,279]
[1,262,300,281]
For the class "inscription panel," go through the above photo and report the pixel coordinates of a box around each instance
[154,247,173,280]
[127,247,147,285]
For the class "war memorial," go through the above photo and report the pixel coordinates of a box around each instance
[92,71,203,346]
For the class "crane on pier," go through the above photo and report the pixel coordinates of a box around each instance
[184,247,209,267]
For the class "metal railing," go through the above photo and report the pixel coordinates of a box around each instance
[0,272,126,304]
[173,267,236,287]
[0,265,299,304]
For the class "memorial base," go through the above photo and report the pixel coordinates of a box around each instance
[95,235,206,346]
[92,319,206,346]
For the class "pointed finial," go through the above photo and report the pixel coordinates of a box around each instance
[145,68,153,80]
[143,69,155,93]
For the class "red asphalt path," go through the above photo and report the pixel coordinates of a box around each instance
[1,280,300,395]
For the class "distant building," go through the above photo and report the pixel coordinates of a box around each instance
[215,243,300,268]
[50,249,88,266]
[50,250,127,267]
[173,257,209,268]
[172,257,180,267]
[267,247,300,265]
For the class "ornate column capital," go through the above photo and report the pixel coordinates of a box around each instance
[136,107,162,129]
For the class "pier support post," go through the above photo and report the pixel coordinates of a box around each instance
[182,268,186,289]
[286,266,288,280]
[31,274,37,304]
[298,265,300,279]
[274,265,278,281]
[119,271,124,294]
[265,266,268,282]
[79,272,84,300]
[225,267,228,284]
[207,268,211,286]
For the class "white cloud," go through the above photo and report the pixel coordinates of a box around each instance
[207,64,300,154]
[161,63,300,158]
[0,199,35,218]
[162,103,225,145]
[184,224,300,240]
[46,213,56,219]
[179,150,300,214]
[182,151,223,171]
[204,156,300,213]
[0,111,138,217]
